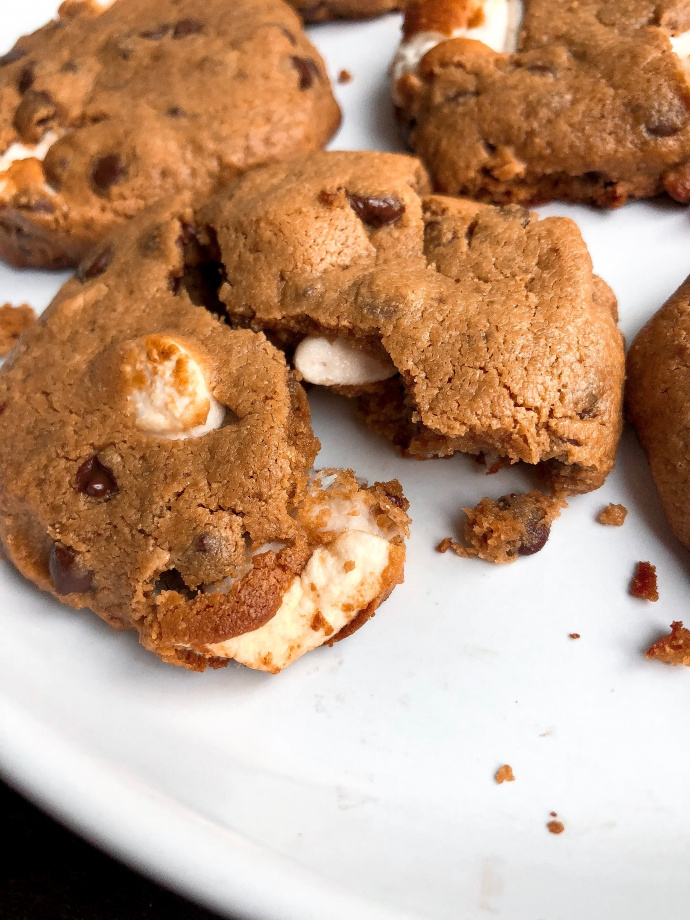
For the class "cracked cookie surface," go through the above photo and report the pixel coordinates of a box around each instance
[0,195,409,672]
[394,0,690,207]
[0,0,340,269]
[200,150,625,497]
[627,275,690,552]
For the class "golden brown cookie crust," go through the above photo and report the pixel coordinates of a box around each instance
[201,151,625,495]
[290,0,402,20]
[627,275,690,550]
[397,0,690,207]
[0,0,340,269]
[0,195,410,670]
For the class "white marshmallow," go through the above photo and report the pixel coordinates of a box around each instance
[0,131,61,175]
[123,336,225,439]
[392,0,524,103]
[670,30,690,62]
[207,529,392,673]
[294,336,396,387]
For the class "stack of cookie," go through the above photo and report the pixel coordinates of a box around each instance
[0,0,687,672]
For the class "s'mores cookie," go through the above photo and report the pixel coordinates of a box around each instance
[393,0,690,207]
[627,275,690,553]
[200,151,625,505]
[0,0,340,269]
[0,196,409,672]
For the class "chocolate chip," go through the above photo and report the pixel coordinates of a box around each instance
[60,60,79,74]
[77,244,114,282]
[646,118,685,138]
[517,522,550,557]
[173,19,202,39]
[291,56,319,90]
[75,456,118,498]
[348,194,406,228]
[177,221,197,247]
[91,154,126,194]
[0,47,28,67]
[167,105,186,118]
[0,403,7,416]
[140,24,171,40]
[49,544,94,595]
[14,90,58,142]
[17,64,35,94]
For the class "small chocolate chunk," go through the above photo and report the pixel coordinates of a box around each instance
[140,24,171,40]
[348,194,406,228]
[77,244,114,282]
[91,154,126,195]
[75,456,118,498]
[0,47,28,67]
[173,19,202,39]
[291,56,319,90]
[167,105,186,118]
[17,64,35,94]
[49,544,94,595]
[517,522,550,556]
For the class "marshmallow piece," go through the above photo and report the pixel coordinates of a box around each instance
[294,336,396,386]
[0,131,61,175]
[0,131,61,201]
[123,335,225,439]
[392,0,524,102]
[207,529,392,672]
[671,30,690,70]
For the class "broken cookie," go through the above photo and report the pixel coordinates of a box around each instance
[0,196,409,673]
[0,0,340,269]
[393,0,690,207]
[200,151,624,506]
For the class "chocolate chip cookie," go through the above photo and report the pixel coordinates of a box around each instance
[0,0,340,270]
[199,150,625,500]
[289,0,403,21]
[393,0,690,207]
[0,195,409,672]
[627,275,690,553]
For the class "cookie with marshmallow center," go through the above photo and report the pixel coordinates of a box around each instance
[0,0,340,269]
[394,0,690,207]
[199,150,625,497]
[0,195,409,672]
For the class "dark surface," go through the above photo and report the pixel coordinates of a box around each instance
[2,779,223,919]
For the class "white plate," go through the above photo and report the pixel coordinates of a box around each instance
[1,6,690,919]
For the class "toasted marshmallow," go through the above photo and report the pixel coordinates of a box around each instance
[294,336,396,387]
[207,529,393,672]
[392,0,524,103]
[0,131,61,201]
[123,335,225,439]
[670,29,690,74]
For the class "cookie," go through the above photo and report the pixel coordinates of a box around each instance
[289,0,402,21]
[198,150,625,498]
[0,196,409,672]
[0,0,340,270]
[627,275,690,551]
[393,0,690,207]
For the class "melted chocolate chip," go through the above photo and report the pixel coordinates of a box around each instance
[173,19,202,39]
[49,544,94,595]
[140,24,171,40]
[0,47,28,67]
[77,244,114,282]
[91,154,126,195]
[75,456,118,498]
[348,194,406,228]
[17,64,35,94]
[291,56,319,90]
[167,105,186,118]
[517,522,550,557]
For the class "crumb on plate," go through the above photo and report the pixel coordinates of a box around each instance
[597,503,627,526]
[646,621,690,666]
[495,764,515,784]
[630,561,659,601]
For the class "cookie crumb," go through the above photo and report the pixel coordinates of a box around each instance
[448,491,567,564]
[0,303,36,357]
[436,537,452,553]
[597,503,627,526]
[343,559,356,572]
[630,561,659,601]
[646,621,690,666]
[569,633,580,639]
[494,764,515,784]
[547,820,565,835]
[338,69,353,84]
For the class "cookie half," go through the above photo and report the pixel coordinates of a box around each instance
[627,276,690,552]
[393,0,690,207]
[0,197,409,672]
[199,150,625,496]
[289,0,403,21]
[0,0,340,269]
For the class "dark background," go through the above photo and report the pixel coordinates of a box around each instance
[2,779,224,919]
